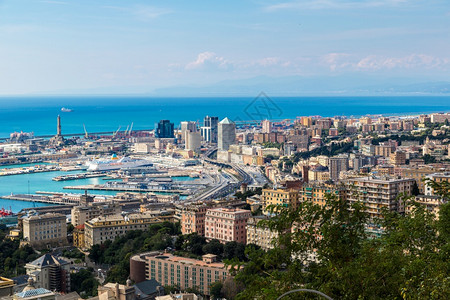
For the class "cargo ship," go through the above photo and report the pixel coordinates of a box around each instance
[85,155,152,171]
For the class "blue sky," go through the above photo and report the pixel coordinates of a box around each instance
[0,0,449,95]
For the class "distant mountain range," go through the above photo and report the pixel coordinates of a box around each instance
[152,76,450,96]
[31,76,450,97]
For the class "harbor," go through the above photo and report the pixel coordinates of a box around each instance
[52,172,107,181]
[62,184,191,195]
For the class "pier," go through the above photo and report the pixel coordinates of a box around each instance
[63,184,190,195]
[0,194,80,205]
[52,172,107,181]
[0,166,61,177]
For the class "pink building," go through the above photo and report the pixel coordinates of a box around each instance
[205,207,252,244]
[130,252,227,295]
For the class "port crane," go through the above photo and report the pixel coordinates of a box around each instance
[83,124,88,139]
[112,126,121,139]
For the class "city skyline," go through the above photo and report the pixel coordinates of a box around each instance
[0,0,449,95]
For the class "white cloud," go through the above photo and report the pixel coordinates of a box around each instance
[321,53,353,71]
[319,53,450,71]
[356,54,450,70]
[185,52,230,70]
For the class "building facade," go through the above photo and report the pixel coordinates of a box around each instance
[130,253,227,296]
[329,155,349,181]
[180,204,208,236]
[156,120,174,139]
[22,213,67,248]
[346,177,414,219]
[217,118,236,151]
[246,216,278,250]
[262,188,300,214]
[71,201,122,227]
[204,207,251,244]
[84,213,164,248]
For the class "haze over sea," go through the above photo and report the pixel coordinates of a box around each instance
[0,96,449,138]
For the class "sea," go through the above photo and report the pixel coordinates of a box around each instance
[0,96,449,212]
[0,96,449,137]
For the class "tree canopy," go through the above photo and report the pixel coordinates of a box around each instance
[231,180,449,299]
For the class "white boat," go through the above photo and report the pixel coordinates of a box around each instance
[61,107,73,112]
[85,155,151,171]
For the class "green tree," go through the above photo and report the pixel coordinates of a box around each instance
[210,281,224,299]
[232,183,450,299]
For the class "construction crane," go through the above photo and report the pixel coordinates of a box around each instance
[124,125,129,137]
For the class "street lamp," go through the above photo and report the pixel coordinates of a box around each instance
[277,288,333,300]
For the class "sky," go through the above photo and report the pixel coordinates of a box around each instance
[0,0,449,95]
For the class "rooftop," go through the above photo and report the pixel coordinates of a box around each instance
[16,288,53,299]
[147,253,225,269]
[27,254,69,268]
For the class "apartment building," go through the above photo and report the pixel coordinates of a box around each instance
[246,216,278,250]
[399,166,446,193]
[84,213,164,248]
[329,155,349,181]
[262,188,300,215]
[406,195,444,217]
[130,252,227,296]
[180,204,209,236]
[71,201,122,226]
[299,183,347,207]
[22,213,67,248]
[346,177,414,219]
[204,207,251,244]
[389,151,406,166]
[424,172,450,196]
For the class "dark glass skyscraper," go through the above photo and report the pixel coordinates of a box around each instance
[156,120,174,138]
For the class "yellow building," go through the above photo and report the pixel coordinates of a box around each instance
[73,224,85,249]
[299,183,347,207]
[399,166,446,193]
[262,188,299,214]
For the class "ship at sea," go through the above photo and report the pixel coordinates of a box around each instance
[61,107,73,112]
[85,154,152,171]
[0,207,18,226]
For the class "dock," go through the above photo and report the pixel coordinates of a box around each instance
[0,194,80,205]
[63,184,190,195]
[0,166,61,177]
[52,172,107,181]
